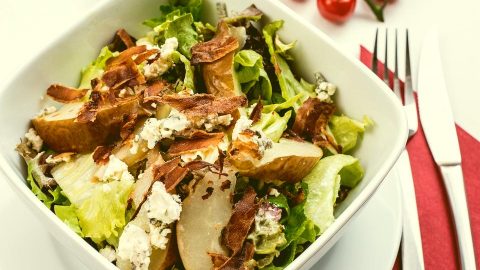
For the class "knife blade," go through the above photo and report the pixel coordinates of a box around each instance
[417,29,477,270]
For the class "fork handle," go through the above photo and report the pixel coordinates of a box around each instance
[440,165,477,270]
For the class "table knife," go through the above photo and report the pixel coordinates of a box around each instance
[417,29,477,270]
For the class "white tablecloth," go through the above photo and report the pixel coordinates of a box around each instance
[1,0,479,268]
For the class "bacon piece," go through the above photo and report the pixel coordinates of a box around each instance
[209,253,229,268]
[168,132,224,156]
[46,84,88,103]
[160,94,216,111]
[109,28,137,52]
[134,49,159,65]
[120,113,138,141]
[143,80,171,102]
[249,100,263,124]
[102,58,144,89]
[184,95,247,118]
[292,97,340,152]
[106,45,147,68]
[92,145,114,165]
[152,157,190,193]
[222,187,258,255]
[218,241,255,270]
[75,90,103,123]
[159,93,247,118]
[191,21,239,65]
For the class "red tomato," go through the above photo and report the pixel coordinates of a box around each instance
[316,0,357,23]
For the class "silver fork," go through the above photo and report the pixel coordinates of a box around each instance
[372,29,425,270]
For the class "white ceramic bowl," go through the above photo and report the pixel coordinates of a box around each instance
[0,0,407,269]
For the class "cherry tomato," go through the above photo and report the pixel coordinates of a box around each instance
[316,0,356,23]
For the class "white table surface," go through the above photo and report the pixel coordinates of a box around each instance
[1,0,479,269]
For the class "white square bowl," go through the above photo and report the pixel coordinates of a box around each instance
[0,0,408,269]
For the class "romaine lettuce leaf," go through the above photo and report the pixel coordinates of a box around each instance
[172,51,195,90]
[76,179,133,245]
[252,110,291,142]
[303,154,364,234]
[165,13,199,58]
[263,21,315,109]
[234,50,272,102]
[329,115,373,153]
[26,157,68,209]
[54,205,83,237]
[78,46,116,89]
[143,0,202,28]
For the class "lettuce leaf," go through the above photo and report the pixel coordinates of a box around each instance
[303,154,364,234]
[165,13,199,58]
[78,46,116,89]
[252,110,292,142]
[76,179,133,245]
[26,157,68,209]
[234,50,272,102]
[172,51,195,90]
[143,0,202,28]
[263,21,315,109]
[329,115,373,153]
[54,205,83,237]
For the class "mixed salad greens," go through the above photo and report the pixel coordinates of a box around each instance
[16,1,372,269]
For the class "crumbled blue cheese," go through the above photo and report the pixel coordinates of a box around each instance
[24,128,43,152]
[149,223,171,250]
[117,224,152,270]
[199,114,233,132]
[314,72,336,103]
[232,116,273,156]
[253,204,284,236]
[232,116,253,140]
[99,245,117,262]
[145,181,182,224]
[45,152,73,164]
[143,37,178,79]
[136,109,190,150]
[269,188,280,197]
[102,155,134,182]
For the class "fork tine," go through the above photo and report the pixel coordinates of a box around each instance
[393,29,402,99]
[383,29,389,84]
[372,28,379,76]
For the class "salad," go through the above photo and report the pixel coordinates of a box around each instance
[16,1,372,270]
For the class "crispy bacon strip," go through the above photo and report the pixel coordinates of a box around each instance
[120,113,138,141]
[46,84,88,103]
[102,58,144,89]
[134,49,159,65]
[109,28,137,52]
[160,94,247,118]
[209,253,229,268]
[143,80,171,102]
[106,45,147,68]
[168,132,224,155]
[92,145,114,165]
[292,97,340,152]
[249,100,263,124]
[152,157,190,193]
[160,94,216,111]
[75,90,103,123]
[191,22,239,65]
[218,241,255,270]
[222,187,258,255]
[184,95,247,117]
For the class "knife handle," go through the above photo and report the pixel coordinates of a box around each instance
[440,165,477,270]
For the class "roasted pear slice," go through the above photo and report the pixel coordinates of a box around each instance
[32,96,148,153]
[176,170,236,270]
[229,138,323,183]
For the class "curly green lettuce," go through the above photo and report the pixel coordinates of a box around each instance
[234,50,272,103]
[263,20,315,109]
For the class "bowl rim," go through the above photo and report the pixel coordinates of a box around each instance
[0,0,408,269]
